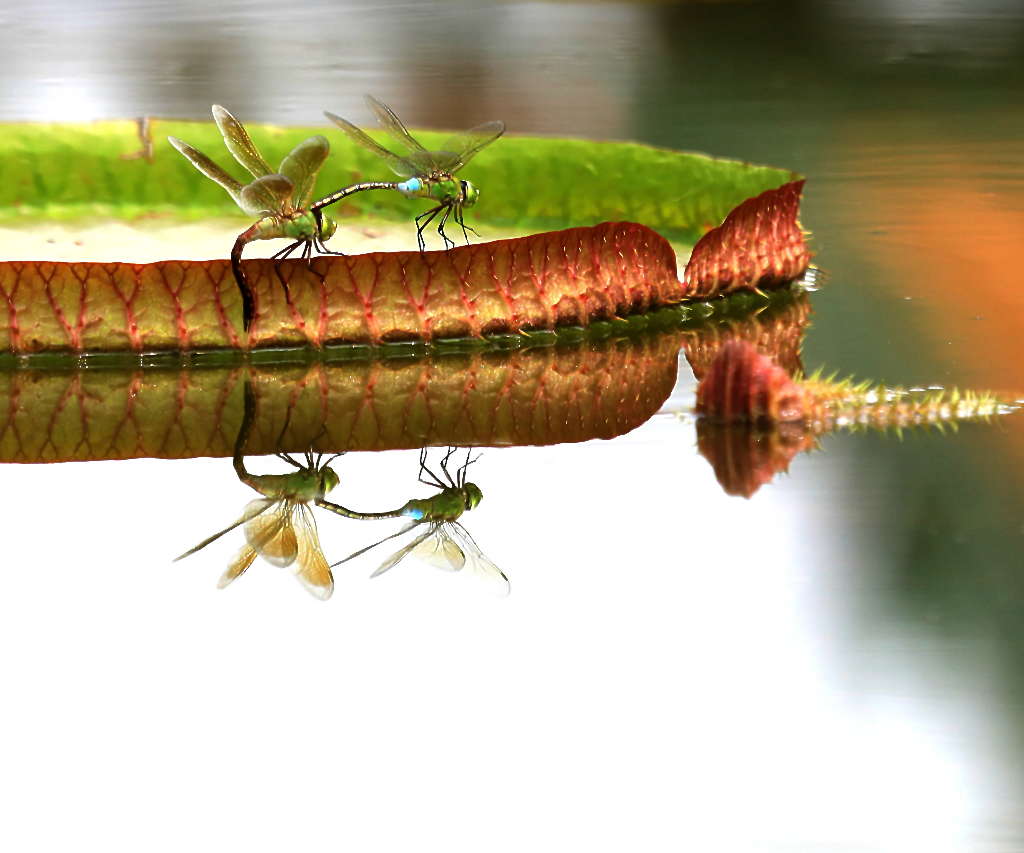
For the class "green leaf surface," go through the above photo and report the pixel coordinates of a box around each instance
[0,119,798,244]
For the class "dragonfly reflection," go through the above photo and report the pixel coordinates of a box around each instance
[334,448,510,595]
[174,448,342,599]
[174,379,508,598]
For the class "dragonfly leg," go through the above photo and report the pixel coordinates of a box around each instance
[415,205,443,253]
[436,204,456,251]
[418,447,446,489]
[269,240,306,299]
[454,205,480,243]
[231,230,259,332]
[419,464,445,489]
[458,448,482,487]
[269,254,294,300]
[439,446,459,486]
[322,452,344,468]
[270,240,303,261]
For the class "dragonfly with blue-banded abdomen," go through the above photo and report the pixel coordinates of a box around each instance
[331,447,510,594]
[311,95,505,253]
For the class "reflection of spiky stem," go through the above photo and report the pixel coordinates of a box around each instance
[696,340,1020,432]
[798,374,1016,433]
[695,341,1022,498]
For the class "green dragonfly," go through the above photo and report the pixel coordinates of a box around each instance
[332,448,510,594]
[174,449,343,599]
[172,379,365,599]
[168,105,339,330]
[311,95,505,253]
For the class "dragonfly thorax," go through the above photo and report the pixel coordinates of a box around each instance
[396,175,464,205]
[277,210,334,243]
[402,482,482,523]
[252,465,338,503]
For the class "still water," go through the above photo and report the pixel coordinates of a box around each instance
[1,2,1024,851]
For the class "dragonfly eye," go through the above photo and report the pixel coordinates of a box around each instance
[464,483,483,510]
[320,468,340,496]
[461,181,479,207]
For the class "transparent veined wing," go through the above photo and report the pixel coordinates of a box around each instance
[412,527,466,571]
[291,505,334,600]
[324,111,417,179]
[448,522,510,595]
[435,121,506,173]
[365,95,429,156]
[278,135,330,210]
[219,544,258,589]
[331,519,420,567]
[239,174,294,217]
[245,502,298,568]
[407,149,458,175]
[212,104,273,178]
[174,497,276,561]
[370,525,436,578]
[167,136,247,211]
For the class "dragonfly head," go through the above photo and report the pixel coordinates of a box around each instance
[463,482,483,511]
[319,213,338,242]
[318,466,340,497]
[460,181,480,208]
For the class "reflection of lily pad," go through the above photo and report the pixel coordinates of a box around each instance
[0,118,797,243]
[0,288,812,463]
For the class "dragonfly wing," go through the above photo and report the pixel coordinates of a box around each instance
[245,502,298,568]
[291,506,334,600]
[450,522,510,595]
[436,121,506,172]
[324,111,417,178]
[331,519,420,567]
[365,94,429,155]
[407,150,456,175]
[412,526,466,571]
[278,135,330,210]
[239,174,294,217]
[212,104,273,178]
[218,544,258,589]
[174,497,276,561]
[371,526,436,578]
[167,136,246,209]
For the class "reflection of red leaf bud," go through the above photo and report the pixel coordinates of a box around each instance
[696,423,817,498]
[696,340,808,424]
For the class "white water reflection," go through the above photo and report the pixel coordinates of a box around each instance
[0,406,1020,851]
[3,1,1024,849]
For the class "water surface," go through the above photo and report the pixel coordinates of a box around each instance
[1,3,1023,852]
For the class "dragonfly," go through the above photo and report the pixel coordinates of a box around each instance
[311,95,505,253]
[332,448,510,594]
[168,105,340,331]
[172,376,407,598]
[174,449,347,599]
